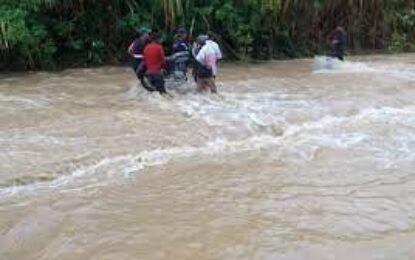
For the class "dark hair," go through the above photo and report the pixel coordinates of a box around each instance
[196,35,208,45]
[207,31,214,39]
[150,31,162,42]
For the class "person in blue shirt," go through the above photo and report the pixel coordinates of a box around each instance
[329,26,347,61]
[168,28,191,79]
[173,28,190,54]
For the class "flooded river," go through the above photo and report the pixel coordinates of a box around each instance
[1,55,415,259]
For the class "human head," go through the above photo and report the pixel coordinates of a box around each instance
[176,28,188,39]
[150,31,163,43]
[336,26,345,32]
[196,35,208,46]
[138,26,151,40]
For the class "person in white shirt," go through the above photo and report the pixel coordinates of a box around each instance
[206,32,222,77]
[193,35,218,93]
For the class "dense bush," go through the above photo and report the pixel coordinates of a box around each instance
[1,0,414,70]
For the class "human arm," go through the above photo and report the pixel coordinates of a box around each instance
[192,42,200,57]
[128,40,136,56]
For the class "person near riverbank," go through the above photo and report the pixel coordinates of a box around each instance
[128,27,151,88]
[193,35,218,94]
[143,32,168,95]
[329,26,347,61]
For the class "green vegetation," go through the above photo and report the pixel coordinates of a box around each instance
[1,0,415,70]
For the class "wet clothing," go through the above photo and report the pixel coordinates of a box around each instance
[194,44,218,93]
[196,44,217,75]
[146,73,167,94]
[170,39,191,77]
[206,40,222,59]
[131,39,147,57]
[206,40,222,76]
[191,46,202,82]
[129,38,150,88]
[144,42,165,74]
[173,39,190,54]
[143,42,167,94]
[330,30,347,61]
[130,38,146,72]
[194,60,213,79]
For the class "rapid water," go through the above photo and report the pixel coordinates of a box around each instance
[1,55,415,259]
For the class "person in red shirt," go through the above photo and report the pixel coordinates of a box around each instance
[143,32,167,95]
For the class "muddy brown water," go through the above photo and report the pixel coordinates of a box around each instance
[1,55,415,259]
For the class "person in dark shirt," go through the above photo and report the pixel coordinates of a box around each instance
[173,28,190,55]
[128,27,151,90]
[329,26,347,61]
[143,32,168,95]
[166,28,191,78]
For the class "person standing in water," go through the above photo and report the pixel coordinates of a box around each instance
[143,32,168,95]
[329,26,347,61]
[171,28,191,76]
[128,27,152,90]
[164,28,191,80]
[206,31,223,77]
[193,35,218,94]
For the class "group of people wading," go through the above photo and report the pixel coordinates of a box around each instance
[128,25,346,96]
[128,27,222,96]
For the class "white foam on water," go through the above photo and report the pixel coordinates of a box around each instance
[0,93,50,110]
[0,135,282,200]
[371,63,415,81]
[283,105,415,167]
[147,87,415,166]
[313,56,344,71]
[3,73,415,201]
[124,79,196,101]
[283,105,415,142]
[148,90,315,136]
[123,82,150,100]
[313,56,375,74]
[2,103,415,200]
[313,56,415,80]
[0,133,64,146]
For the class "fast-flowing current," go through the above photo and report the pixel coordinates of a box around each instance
[1,55,415,259]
